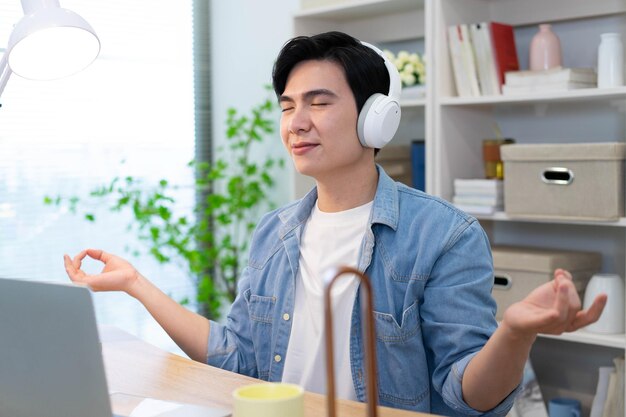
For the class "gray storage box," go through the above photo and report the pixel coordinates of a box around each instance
[501,142,626,220]
[491,245,601,320]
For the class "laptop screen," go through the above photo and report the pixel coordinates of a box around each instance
[0,278,113,417]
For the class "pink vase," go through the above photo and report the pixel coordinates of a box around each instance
[529,24,562,71]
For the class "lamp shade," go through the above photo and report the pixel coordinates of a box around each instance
[7,6,100,80]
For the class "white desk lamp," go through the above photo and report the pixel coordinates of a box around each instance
[0,0,100,98]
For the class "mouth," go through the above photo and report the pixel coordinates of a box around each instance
[291,142,319,155]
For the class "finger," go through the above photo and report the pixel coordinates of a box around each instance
[86,248,112,263]
[63,254,76,276]
[553,281,571,324]
[72,249,88,270]
[64,254,84,281]
[554,268,573,281]
[570,294,608,330]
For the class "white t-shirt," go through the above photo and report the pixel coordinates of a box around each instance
[282,200,373,401]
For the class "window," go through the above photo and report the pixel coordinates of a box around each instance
[0,1,196,354]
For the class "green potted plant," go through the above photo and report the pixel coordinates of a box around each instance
[45,92,284,319]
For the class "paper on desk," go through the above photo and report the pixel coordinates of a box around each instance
[129,398,231,417]
[129,399,180,416]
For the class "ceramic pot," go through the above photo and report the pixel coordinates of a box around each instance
[529,24,562,71]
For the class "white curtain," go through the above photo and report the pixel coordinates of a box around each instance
[0,0,196,353]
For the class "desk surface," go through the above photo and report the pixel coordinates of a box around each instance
[100,326,435,417]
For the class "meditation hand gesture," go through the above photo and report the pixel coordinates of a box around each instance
[64,249,141,295]
[502,268,608,337]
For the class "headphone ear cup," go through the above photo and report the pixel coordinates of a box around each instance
[357,93,401,148]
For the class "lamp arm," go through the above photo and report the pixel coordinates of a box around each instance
[0,51,13,100]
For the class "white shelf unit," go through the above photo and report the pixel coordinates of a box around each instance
[433,0,626,415]
[291,0,626,415]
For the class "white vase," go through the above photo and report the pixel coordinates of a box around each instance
[583,273,625,334]
[597,33,624,88]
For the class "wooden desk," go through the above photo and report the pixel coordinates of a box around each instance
[100,326,435,417]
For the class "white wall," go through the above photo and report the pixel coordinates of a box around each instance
[210,0,300,207]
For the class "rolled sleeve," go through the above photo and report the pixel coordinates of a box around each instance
[442,352,521,416]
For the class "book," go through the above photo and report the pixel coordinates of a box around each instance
[591,366,615,417]
[602,370,618,417]
[454,178,503,193]
[502,81,595,96]
[489,22,520,90]
[453,203,502,215]
[505,67,597,87]
[448,24,479,97]
[470,22,501,96]
[612,357,625,417]
[453,195,503,206]
[459,24,481,96]
[411,140,425,191]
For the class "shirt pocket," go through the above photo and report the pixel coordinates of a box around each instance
[373,301,429,409]
[248,294,276,324]
[246,293,276,380]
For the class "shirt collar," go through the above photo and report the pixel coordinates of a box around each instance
[278,165,399,238]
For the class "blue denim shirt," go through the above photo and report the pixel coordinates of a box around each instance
[207,167,518,416]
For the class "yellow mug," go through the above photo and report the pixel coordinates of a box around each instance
[232,383,304,417]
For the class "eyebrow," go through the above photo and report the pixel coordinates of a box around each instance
[279,88,338,104]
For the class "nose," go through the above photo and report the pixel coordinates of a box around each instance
[287,105,311,134]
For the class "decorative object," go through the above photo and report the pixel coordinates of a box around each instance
[482,138,515,179]
[583,273,625,334]
[529,24,562,71]
[383,49,426,87]
[597,33,624,88]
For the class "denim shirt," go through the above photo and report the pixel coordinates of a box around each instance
[207,167,518,416]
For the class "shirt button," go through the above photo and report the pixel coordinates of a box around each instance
[282,313,290,321]
[274,354,282,363]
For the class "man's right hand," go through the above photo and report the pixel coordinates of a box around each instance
[64,249,142,295]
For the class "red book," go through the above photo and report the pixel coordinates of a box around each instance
[488,22,520,90]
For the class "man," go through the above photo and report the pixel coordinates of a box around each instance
[64,31,606,416]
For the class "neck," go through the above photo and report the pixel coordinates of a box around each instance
[315,163,378,212]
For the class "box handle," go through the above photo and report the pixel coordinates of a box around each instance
[493,274,512,290]
[541,167,574,185]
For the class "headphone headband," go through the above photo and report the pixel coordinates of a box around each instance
[360,41,402,100]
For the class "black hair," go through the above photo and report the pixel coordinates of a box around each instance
[271,31,390,115]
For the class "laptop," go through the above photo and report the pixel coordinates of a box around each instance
[0,277,230,417]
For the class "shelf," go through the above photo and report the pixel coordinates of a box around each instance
[474,212,626,228]
[400,98,426,108]
[294,0,423,20]
[539,330,626,349]
[439,86,626,107]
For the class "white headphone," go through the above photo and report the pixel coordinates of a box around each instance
[357,41,402,149]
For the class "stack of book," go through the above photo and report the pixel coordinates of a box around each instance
[502,67,597,96]
[590,357,625,417]
[447,21,519,97]
[452,178,503,215]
